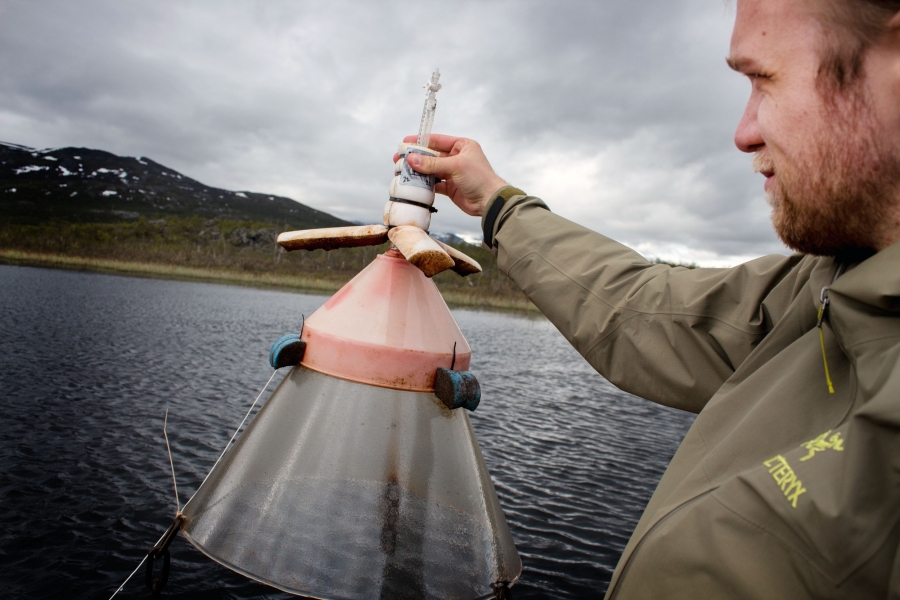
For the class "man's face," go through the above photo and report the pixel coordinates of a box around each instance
[730,0,900,256]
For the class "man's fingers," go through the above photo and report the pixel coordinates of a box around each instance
[408,153,459,180]
[423,134,464,152]
[401,133,463,154]
[406,152,439,174]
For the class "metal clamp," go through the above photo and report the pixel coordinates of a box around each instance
[435,368,481,411]
[492,581,514,599]
[269,334,307,370]
[145,515,184,599]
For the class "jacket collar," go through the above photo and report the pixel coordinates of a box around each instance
[830,240,900,314]
[826,240,900,357]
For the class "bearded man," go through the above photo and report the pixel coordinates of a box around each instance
[399,0,900,597]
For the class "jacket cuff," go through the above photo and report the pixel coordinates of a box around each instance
[481,185,526,249]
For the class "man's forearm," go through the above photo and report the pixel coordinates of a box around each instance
[484,190,809,412]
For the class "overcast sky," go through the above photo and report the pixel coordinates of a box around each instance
[0,0,788,266]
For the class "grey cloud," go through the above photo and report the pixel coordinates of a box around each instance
[0,0,788,264]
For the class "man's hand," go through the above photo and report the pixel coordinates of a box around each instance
[393,134,507,217]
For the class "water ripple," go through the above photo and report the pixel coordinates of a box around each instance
[0,265,694,599]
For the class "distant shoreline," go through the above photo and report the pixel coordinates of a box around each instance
[0,249,539,314]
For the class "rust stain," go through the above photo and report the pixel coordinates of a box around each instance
[380,372,416,389]
[409,249,455,278]
[380,475,400,556]
[298,356,471,392]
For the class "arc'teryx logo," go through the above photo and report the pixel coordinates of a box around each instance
[763,455,806,508]
[799,430,844,462]
[761,431,845,509]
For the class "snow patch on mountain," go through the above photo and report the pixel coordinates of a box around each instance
[15,165,49,174]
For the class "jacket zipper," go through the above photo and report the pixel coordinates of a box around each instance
[817,262,846,395]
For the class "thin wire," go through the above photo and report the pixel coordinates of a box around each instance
[108,370,278,599]
[163,407,180,513]
[183,369,278,510]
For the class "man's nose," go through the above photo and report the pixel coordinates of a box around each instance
[734,92,764,153]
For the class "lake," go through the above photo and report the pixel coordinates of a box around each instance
[0,264,695,599]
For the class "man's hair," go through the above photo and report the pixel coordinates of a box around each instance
[814,0,900,91]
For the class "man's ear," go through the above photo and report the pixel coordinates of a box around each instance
[883,11,900,71]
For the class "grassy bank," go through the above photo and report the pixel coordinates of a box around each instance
[0,218,538,312]
[0,249,344,292]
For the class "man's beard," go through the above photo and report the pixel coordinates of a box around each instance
[752,88,900,258]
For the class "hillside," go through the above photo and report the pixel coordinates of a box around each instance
[0,141,534,311]
[0,141,348,228]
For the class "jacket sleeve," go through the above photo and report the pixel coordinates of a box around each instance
[484,192,812,413]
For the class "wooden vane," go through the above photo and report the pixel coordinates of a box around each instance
[275,222,481,278]
[277,225,388,252]
[275,69,482,279]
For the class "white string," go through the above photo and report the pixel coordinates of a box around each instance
[183,369,278,510]
[108,370,279,599]
[107,529,164,600]
[163,407,180,513]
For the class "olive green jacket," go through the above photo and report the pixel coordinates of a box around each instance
[483,190,900,599]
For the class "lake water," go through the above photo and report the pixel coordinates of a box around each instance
[0,264,695,599]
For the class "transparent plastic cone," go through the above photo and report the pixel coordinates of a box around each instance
[182,367,521,599]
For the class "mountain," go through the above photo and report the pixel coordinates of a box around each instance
[0,141,349,228]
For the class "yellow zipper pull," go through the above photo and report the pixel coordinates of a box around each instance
[817,286,835,394]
